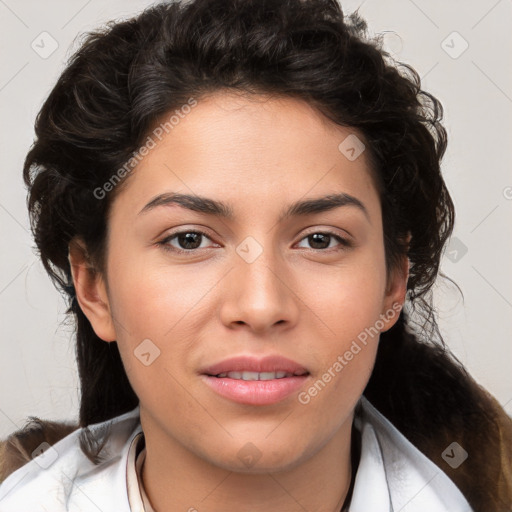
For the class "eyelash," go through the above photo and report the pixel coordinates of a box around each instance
[157,229,352,255]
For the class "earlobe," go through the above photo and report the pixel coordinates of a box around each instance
[68,238,116,342]
[381,253,409,333]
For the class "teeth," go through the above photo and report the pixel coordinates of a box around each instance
[215,371,297,380]
[241,371,260,380]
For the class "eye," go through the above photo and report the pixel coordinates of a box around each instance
[157,229,352,255]
[158,230,218,253]
[296,231,351,251]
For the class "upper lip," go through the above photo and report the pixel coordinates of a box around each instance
[200,355,309,376]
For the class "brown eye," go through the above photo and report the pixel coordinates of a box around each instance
[296,232,351,251]
[159,230,216,253]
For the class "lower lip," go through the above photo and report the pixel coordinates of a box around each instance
[201,374,309,405]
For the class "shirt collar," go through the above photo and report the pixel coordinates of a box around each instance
[126,431,156,512]
[349,407,392,511]
[349,396,473,512]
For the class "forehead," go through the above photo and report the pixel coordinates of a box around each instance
[110,91,380,219]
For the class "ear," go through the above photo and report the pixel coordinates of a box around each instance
[380,240,410,333]
[68,238,116,342]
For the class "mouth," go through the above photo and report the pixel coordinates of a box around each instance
[199,354,311,405]
[207,370,309,380]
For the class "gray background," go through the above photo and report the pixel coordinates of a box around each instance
[1,0,511,437]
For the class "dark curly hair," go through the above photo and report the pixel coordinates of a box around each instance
[20,1,511,510]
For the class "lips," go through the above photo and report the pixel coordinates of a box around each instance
[200,354,310,405]
[200,354,309,377]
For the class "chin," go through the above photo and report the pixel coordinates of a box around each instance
[206,442,309,474]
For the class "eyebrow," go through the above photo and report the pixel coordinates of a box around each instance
[138,192,369,222]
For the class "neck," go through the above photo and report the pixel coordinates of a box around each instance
[139,410,356,512]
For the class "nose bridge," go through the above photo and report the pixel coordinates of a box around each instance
[235,234,284,301]
[221,233,298,331]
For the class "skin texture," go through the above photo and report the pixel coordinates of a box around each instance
[69,91,408,512]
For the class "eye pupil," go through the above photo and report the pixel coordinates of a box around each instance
[309,233,330,249]
[178,232,202,249]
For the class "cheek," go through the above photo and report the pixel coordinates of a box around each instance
[295,271,384,426]
[294,253,388,396]
[103,250,230,401]
[300,255,388,343]
[104,264,196,422]
[107,252,216,339]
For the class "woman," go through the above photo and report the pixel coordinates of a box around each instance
[0,0,510,510]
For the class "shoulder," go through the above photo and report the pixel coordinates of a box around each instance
[366,327,512,511]
[0,407,141,512]
[0,417,79,483]
[355,396,474,511]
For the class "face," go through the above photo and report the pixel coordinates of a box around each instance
[72,91,406,473]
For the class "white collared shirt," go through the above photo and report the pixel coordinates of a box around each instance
[0,397,474,511]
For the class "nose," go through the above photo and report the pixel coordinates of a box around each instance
[219,241,300,335]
